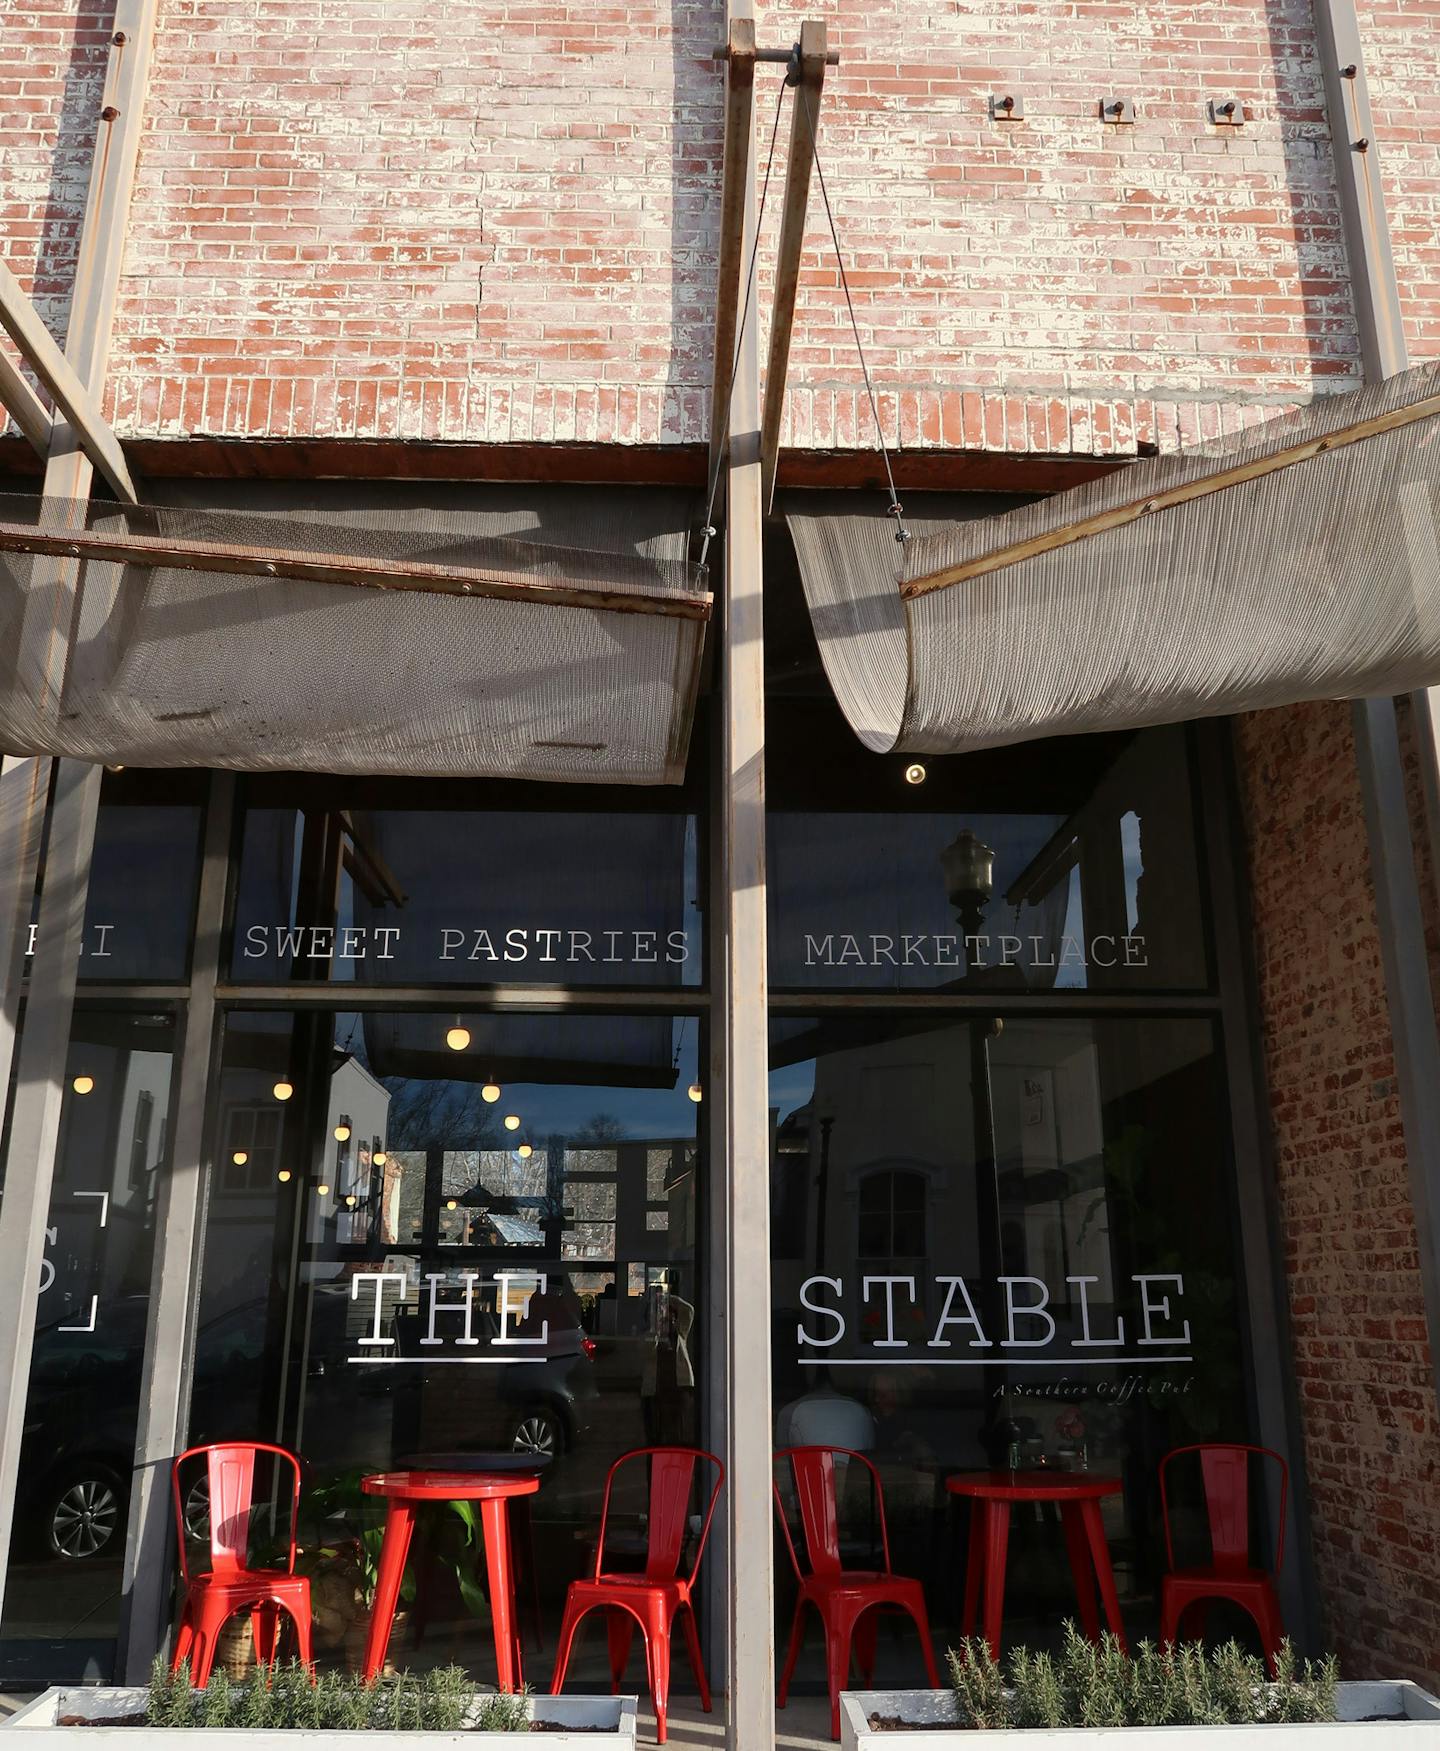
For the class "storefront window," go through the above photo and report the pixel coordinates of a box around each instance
[770,1014,1249,1673]
[190,1007,703,1680]
[228,778,703,988]
[0,1010,175,1685]
[767,710,1210,994]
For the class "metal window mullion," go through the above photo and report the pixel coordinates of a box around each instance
[1198,724,1320,1651]
[0,757,104,1622]
[719,57,775,1748]
[117,774,235,1682]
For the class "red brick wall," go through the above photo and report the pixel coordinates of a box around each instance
[4,0,1438,450]
[1234,700,1440,1686]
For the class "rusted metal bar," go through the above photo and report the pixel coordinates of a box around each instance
[760,20,827,511]
[0,348,52,457]
[704,18,757,506]
[0,262,138,506]
[902,383,1440,598]
[0,519,714,620]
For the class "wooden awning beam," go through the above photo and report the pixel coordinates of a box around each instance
[0,262,138,506]
[704,19,757,512]
[0,518,714,620]
[760,20,828,512]
[0,350,52,459]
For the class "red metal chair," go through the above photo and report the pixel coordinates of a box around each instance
[1158,1443,1287,1675]
[551,1446,723,1745]
[170,1442,314,1686]
[774,1446,940,1740]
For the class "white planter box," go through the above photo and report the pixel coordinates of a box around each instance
[2,1688,637,1749]
[840,1683,1440,1749]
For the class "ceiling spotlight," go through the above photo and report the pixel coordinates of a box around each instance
[482,1082,501,1103]
[688,1083,703,1103]
[71,1074,95,1096]
[517,1143,533,1159]
[504,1114,521,1131]
[446,1024,471,1052]
[273,1080,294,1102]
[232,1150,249,1166]
[334,1123,351,1142]
[373,1151,387,1166]
[277,1169,292,1184]
[316,1182,330,1197]
[904,762,927,786]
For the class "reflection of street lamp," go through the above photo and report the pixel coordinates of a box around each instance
[941,828,996,940]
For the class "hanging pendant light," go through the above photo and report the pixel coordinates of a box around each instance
[446,1019,471,1051]
[482,1081,501,1103]
[273,1080,294,1102]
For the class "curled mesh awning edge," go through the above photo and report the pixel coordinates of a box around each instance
[788,360,1440,756]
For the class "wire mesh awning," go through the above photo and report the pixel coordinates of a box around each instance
[0,492,710,783]
[788,361,1440,756]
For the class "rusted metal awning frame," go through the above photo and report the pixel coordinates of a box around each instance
[903,383,1440,597]
[705,21,836,524]
[0,517,714,620]
[0,261,138,506]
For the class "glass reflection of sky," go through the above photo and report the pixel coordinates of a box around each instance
[340,1012,701,1141]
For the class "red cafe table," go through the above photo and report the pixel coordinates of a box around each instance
[946,1471,1130,1661]
[361,1469,541,1690]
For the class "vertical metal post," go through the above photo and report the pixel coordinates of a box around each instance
[1312,0,1440,1410]
[718,39,776,1743]
[117,774,235,1682]
[0,0,161,1634]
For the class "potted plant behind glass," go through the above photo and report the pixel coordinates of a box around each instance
[2,1660,638,1748]
[838,1627,1440,1750]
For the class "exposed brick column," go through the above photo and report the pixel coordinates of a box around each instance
[1235,699,1440,1686]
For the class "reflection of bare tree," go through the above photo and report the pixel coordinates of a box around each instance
[575,1112,624,1145]
[382,1079,502,1151]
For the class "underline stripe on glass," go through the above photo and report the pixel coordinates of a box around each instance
[347,1355,540,1365]
[802,1355,1193,1367]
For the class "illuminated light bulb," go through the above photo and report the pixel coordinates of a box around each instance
[688,1083,703,1103]
[482,1083,501,1103]
[232,1150,249,1166]
[446,1025,471,1052]
[446,1198,458,1211]
[345,1194,357,1208]
[373,1151,387,1166]
[517,1143,533,1160]
[316,1183,330,1197]
[334,1123,351,1142]
[71,1074,95,1096]
[277,1169,292,1184]
[273,1080,294,1102]
[904,762,927,785]
[503,1114,520,1131]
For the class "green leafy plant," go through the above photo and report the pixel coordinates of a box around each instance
[945,1625,1339,1729]
[476,1684,533,1731]
[143,1657,483,1731]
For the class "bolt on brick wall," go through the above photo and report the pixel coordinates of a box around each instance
[1234,699,1440,1687]
[5,0,1438,452]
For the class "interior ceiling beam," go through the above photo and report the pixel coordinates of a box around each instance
[703,19,757,516]
[0,349,52,459]
[0,262,138,506]
[760,20,828,511]
[0,518,714,620]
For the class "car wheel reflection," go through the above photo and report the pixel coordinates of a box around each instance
[510,1409,562,1458]
[48,1472,122,1560]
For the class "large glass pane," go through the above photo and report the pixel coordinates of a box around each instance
[229,777,703,988]
[770,1014,1251,1678]
[767,708,1209,993]
[0,1011,175,1685]
[31,771,203,985]
[192,1008,704,1682]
